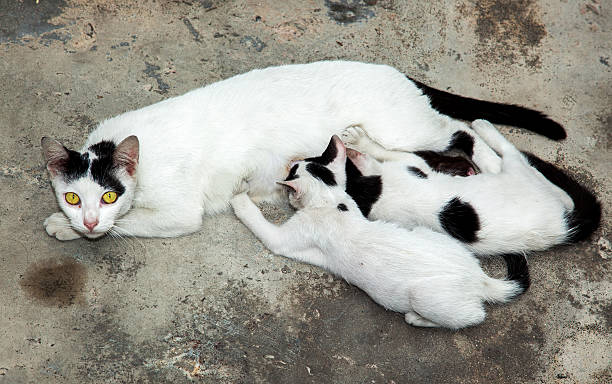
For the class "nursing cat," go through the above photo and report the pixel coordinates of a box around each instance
[41,61,565,240]
[340,120,601,256]
[230,136,529,329]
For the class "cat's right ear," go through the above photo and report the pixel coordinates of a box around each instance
[41,137,69,177]
[113,135,139,177]
[277,180,301,198]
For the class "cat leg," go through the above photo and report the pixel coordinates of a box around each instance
[342,126,424,163]
[44,212,83,241]
[113,207,203,238]
[404,310,441,328]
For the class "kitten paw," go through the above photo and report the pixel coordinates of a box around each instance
[44,212,82,241]
[230,192,252,212]
[235,178,250,195]
[340,126,367,146]
[404,311,440,328]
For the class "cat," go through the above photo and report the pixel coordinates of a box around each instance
[339,119,601,256]
[230,135,530,329]
[41,61,566,240]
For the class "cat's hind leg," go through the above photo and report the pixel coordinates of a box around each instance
[44,212,83,241]
[404,310,441,328]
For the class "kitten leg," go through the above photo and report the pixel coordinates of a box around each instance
[44,212,82,241]
[113,207,203,238]
[342,126,419,162]
[404,310,441,328]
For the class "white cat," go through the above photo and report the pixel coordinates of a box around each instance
[230,136,529,329]
[41,61,565,240]
[340,119,601,256]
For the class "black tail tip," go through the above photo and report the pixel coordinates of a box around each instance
[538,117,567,141]
[502,254,530,294]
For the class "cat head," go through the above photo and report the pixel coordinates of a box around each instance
[41,136,139,239]
[278,135,348,210]
[345,148,383,176]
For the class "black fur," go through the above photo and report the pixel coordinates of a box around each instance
[413,151,475,177]
[447,131,474,158]
[62,149,90,181]
[337,203,348,212]
[523,152,601,243]
[409,76,567,140]
[304,139,337,165]
[407,166,427,178]
[306,162,336,186]
[501,253,530,296]
[88,141,126,195]
[285,164,300,181]
[438,197,480,243]
[345,159,382,217]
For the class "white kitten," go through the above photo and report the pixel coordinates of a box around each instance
[341,119,601,256]
[230,136,529,329]
[42,61,564,240]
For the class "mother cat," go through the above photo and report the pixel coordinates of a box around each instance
[41,61,565,240]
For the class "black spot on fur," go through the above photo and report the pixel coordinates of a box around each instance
[501,253,530,297]
[304,139,337,165]
[306,162,336,186]
[89,141,125,195]
[285,164,299,181]
[407,166,427,178]
[337,203,348,212]
[523,152,601,243]
[409,76,567,140]
[63,150,90,181]
[345,159,382,217]
[447,131,474,158]
[414,151,475,177]
[439,197,480,243]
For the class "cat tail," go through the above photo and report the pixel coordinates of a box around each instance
[409,77,567,140]
[523,153,602,243]
[481,254,530,303]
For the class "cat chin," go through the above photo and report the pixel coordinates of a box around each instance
[82,231,107,239]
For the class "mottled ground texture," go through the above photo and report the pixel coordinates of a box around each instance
[1,1,610,383]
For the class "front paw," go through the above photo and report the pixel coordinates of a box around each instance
[235,178,250,195]
[230,193,253,214]
[44,212,82,241]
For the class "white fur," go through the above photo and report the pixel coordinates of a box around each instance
[43,61,503,240]
[230,138,522,329]
[342,119,574,256]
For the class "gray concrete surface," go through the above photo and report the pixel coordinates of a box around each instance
[0,1,610,383]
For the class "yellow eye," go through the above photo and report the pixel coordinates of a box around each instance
[65,192,80,205]
[102,191,118,204]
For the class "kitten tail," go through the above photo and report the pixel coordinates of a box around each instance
[482,254,530,303]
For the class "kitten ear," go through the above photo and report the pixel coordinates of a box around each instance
[41,137,69,177]
[277,180,299,193]
[113,136,139,176]
[328,135,346,166]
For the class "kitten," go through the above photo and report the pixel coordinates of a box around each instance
[341,120,601,256]
[42,61,565,240]
[230,136,529,329]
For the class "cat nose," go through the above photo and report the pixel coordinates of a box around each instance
[84,219,99,232]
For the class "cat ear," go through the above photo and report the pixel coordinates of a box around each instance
[113,136,139,176]
[277,180,303,199]
[41,137,69,177]
[327,135,346,167]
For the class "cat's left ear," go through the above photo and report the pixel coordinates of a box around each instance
[113,136,139,177]
[41,137,69,177]
[327,135,347,169]
[277,180,301,198]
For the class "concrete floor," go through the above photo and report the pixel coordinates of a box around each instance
[0,0,610,383]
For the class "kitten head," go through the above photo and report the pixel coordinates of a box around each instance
[345,148,382,176]
[278,135,347,210]
[41,136,139,239]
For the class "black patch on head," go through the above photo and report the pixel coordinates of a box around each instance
[305,162,336,186]
[407,166,427,178]
[285,164,300,181]
[88,141,126,195]
[337,203,348,212]
[414,151,475,177]
[345,159,382,217]
[438,197,480,243]
[446,131,474,158]
[304,139,338,165]
[63,150,90,181]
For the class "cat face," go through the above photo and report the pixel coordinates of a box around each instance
[42,136,139,239]
[279,135,347,210]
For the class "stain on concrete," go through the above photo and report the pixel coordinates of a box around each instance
[460,0,546,67]
[325,0,376,24]
[240,36,266,52]
[182,18,201,43]
[143,62,170,94]
[0,0,67,43]
[19,256,86,307]
[98,252,145,279]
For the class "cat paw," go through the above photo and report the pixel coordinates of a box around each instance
[230,193,253,213]
[471,119,498,142]
[404,311,440,328]
[340,126,367,146]
[44,212,82,241]
[235,178,250,195]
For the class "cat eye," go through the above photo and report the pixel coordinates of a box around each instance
[102,191,118,204]
[65,192,80,205]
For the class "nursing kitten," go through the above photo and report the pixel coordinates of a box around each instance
[341,120,601,256]
[42,61,565,240]
[230,136,529,329]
